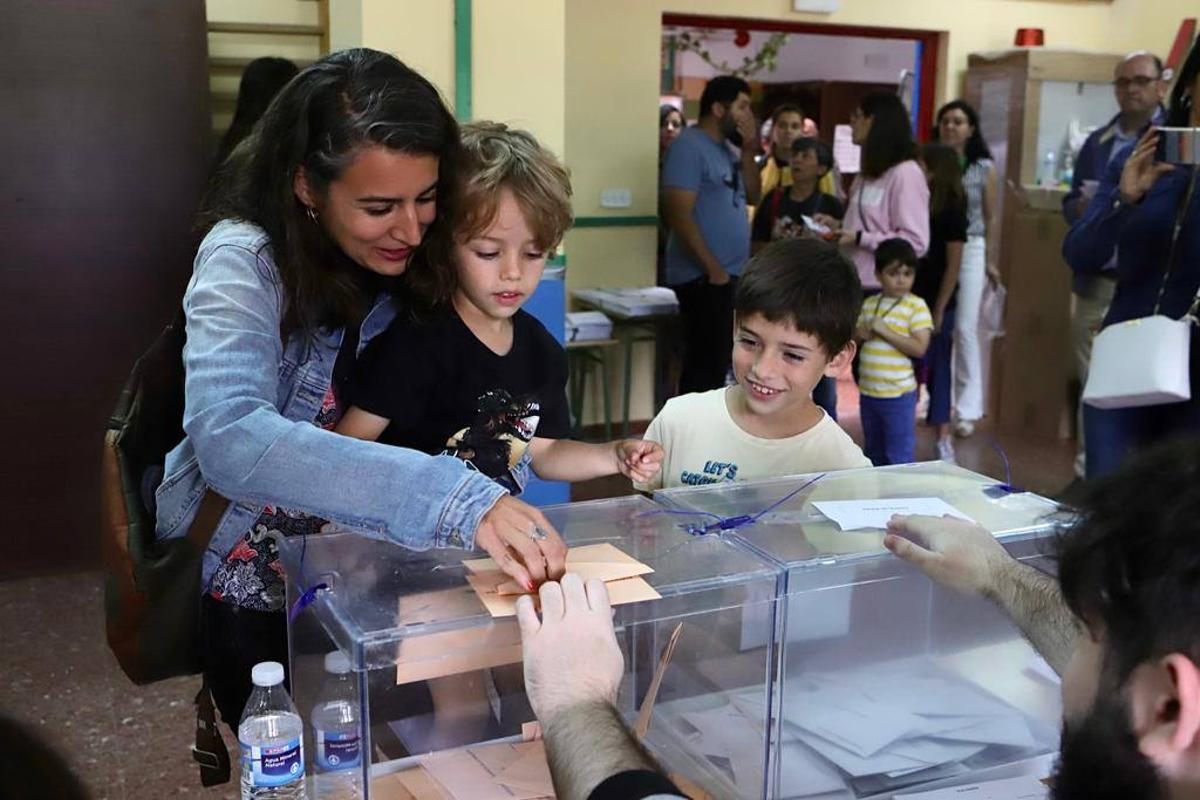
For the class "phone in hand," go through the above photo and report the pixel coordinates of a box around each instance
[1154,127,1199,165]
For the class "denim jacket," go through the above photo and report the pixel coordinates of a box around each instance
[155,220,510,590]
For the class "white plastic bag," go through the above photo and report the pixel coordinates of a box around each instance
[979,280,1006,340]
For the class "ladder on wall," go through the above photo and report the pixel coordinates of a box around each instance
[206,0,330,139]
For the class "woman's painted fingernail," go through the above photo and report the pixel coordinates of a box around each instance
[526,580,536,593]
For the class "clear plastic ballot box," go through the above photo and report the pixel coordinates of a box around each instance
[654,462,1069,799]
[279,494,782,799]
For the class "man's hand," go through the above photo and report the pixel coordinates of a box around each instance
[735,113,760,156]
[516,575,625,724]
[614,440,664,484]
[476,496,567,592]
[706,268,731,286]
[884,514,1012,598]
[1119,129,1174,206]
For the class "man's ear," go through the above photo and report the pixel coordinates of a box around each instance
[825,340,856,377]
[293,166,317,210]
[1129,654,1200,773]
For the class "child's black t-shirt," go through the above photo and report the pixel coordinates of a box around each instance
[751,187,845,242]
[914,200,969,310]
[347,308,570,493]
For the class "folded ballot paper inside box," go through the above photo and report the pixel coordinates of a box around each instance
[573,287,679,318]
[565,311,613,342]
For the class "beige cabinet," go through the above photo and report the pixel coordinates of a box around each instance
[963,48,1122,439]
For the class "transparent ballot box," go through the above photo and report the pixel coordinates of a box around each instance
[279,494,782,799]
[655,462,1067,799]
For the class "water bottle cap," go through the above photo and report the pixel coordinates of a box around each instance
[324,651,352,674]
[251,661,285,687]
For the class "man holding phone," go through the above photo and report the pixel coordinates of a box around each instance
[662,75,761,393]
[1060,51,1168,493]
[1062,38,1200,479]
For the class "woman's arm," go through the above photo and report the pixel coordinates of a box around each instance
[982,164,1002,283]
[181,242,509,551]
[933,240,963,333]
[1063,133,1171,274]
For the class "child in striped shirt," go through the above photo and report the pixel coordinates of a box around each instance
[854,239,932,465]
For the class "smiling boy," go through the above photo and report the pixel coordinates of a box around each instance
[637,239,870,491]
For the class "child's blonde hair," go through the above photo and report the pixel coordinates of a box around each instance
[454,121,573,253]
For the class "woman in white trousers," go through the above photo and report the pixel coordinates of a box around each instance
[935,100,1002,436]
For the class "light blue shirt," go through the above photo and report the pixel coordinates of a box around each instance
[662,126,750,285]
[155,220,510,590]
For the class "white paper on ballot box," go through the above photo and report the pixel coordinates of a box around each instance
[812,497,976,531]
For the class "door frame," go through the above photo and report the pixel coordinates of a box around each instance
[662,13,942,141]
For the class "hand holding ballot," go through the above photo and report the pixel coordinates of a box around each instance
[883,514,1012,597]
[516,574,624,724]
[474,495,567,593]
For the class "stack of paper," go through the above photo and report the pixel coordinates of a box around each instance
[779,659,1045,795]
[573,287,679,318]
[462,542,661,618]
[565,310,613,342]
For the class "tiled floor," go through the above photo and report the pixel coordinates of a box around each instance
[0,574,235,799]
[0,381,1075,799]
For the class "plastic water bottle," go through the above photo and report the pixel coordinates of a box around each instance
[1040,151,1058,187]
[239,662,307,799]
[310,651,363,800]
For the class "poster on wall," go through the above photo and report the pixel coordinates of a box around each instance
[833,124,860,174]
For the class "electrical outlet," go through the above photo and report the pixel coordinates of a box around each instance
[600,189,632,208]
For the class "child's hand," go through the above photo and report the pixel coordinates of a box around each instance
[871,318,892,337]
[855,323,874,341]
[615,439,664,484]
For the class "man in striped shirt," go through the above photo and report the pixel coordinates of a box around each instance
[855,239,932,465]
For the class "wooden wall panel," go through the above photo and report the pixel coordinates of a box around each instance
[0,0,211,577]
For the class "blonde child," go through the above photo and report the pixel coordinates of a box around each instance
[854,238,932,465]
[337,121,662,508]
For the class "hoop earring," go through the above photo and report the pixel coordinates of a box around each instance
[305,206,318,223]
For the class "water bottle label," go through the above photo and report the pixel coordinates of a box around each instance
[241,736,304,787]
[316,729,361,771]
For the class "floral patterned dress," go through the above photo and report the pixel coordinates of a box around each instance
[207,386,341,612]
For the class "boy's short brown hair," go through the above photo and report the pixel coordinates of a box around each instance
[454,121,573,253]
[735,238,862,357]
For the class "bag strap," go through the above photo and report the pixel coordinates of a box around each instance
[192,678,231,786]
[1152,166,1200,318]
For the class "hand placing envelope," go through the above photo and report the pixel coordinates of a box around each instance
[462,543,662,617]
